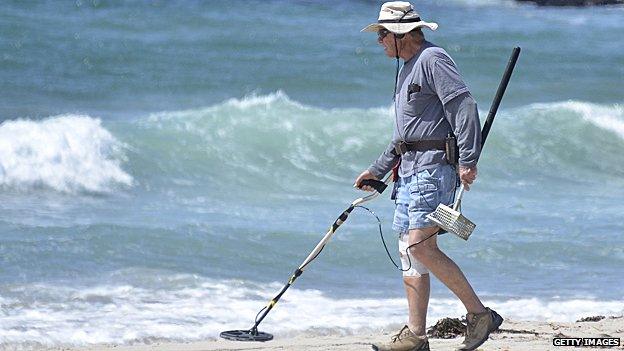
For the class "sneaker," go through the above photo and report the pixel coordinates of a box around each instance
[372,325,430,351]
[456,307,503,351]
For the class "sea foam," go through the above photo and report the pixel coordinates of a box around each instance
[1,274,622,347]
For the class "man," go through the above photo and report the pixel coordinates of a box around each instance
[354,2,502,351]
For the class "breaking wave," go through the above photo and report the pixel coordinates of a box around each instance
[0,115,132,194]
[3,95,623,194]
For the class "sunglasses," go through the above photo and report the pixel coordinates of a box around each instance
[377,29,391,40]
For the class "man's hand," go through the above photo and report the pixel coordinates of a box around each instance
[354,169,379,192]
[459,165,477,191]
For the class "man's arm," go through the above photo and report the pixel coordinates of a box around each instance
[443,92,481,189]
[443,92,481,169]
[354,140,399,192]
[428,54,482,189]
[428,53,481,166]
[368,139,400,179]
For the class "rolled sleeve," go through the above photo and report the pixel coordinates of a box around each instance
[431,56,469,105]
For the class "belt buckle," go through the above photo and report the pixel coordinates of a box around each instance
[395,142,408,155]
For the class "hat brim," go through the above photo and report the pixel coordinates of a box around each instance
[361,21,438,34]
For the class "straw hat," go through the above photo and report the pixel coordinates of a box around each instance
[361,1,438,34]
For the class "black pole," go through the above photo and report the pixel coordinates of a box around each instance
[481,47,521,148]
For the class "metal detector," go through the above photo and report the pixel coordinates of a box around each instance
[427,47,521,240]
[220,176,392,341]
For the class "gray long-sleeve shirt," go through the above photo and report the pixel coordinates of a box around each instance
[368,41,482,179]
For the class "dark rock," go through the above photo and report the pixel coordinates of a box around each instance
[427,317,466,339]
[576,315,606,322]
[516,0,623,6]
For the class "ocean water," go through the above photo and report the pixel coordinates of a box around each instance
[1,0,623,348]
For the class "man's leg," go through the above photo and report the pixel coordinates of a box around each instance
[372,234,431,350]
[408,226,486,314]
[398,230,431,336]
[370,176,431,351]
[406,216,503,351]
[403,273,429,336]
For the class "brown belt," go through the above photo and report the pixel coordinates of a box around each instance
[392,140,446,155]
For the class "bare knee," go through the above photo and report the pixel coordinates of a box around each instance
[408,228,440,262]
[409,244,438,263]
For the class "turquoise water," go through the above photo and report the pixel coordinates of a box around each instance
[1,0,623,347]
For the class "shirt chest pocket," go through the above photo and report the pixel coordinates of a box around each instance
[405,91,429,117]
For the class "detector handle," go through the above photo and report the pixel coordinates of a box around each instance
[359,179,388,194]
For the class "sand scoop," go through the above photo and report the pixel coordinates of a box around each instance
[427,47,521,240]
[427,184,475,240]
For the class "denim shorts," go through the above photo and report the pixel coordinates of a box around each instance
[392,164,457,232]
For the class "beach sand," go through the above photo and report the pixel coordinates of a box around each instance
[48,317,623,351]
